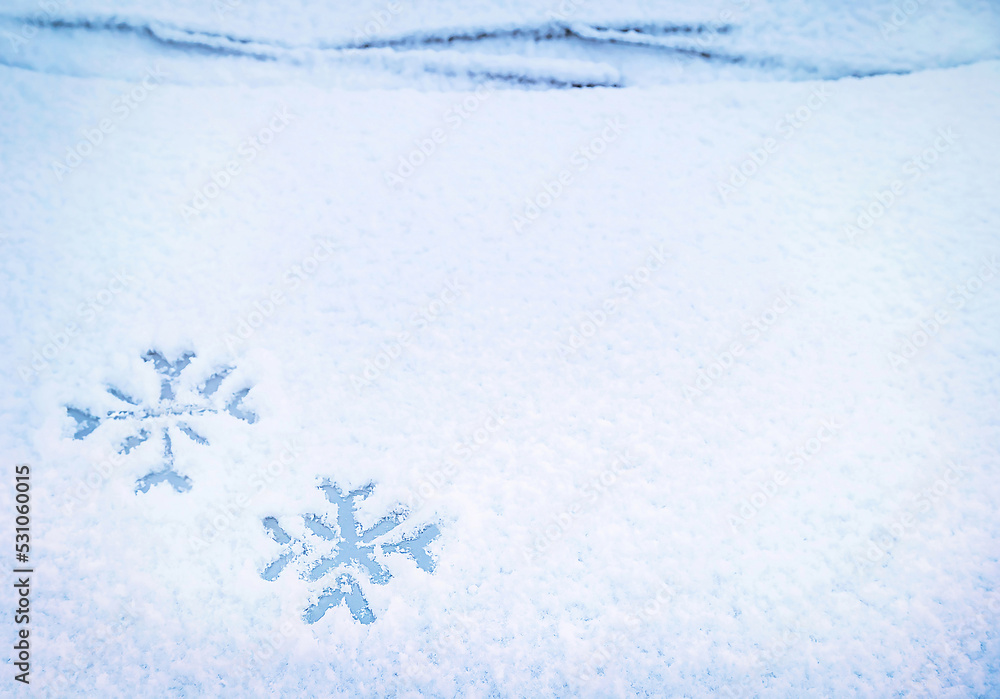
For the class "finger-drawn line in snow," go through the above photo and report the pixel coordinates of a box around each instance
[66,350,257,493]
[261,481,440,625]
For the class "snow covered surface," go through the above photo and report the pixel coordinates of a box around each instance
[1,1,1000,697]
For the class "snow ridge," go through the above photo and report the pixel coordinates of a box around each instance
[2,11,994,88]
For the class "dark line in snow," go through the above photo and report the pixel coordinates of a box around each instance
[0,14,960,85]
[339,22,733,50]
[0,14,730,87]
[10,15,284,60]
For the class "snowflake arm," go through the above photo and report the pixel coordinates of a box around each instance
[304,575,375,625]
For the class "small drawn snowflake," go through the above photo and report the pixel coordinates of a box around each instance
[261,481,440,624]
[66,350,257,493]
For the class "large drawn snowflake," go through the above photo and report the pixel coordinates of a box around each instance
[261,481,440,624]
[66,350,257,493]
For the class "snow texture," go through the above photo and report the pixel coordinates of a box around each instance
[1,0,999,697]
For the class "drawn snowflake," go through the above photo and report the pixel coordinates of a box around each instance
[66,350,257,493]
[261,481,440,624]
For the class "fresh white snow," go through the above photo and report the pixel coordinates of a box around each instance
[1,1,1000,697]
